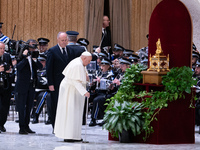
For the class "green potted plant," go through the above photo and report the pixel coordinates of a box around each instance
[141,66,197,140]
[103,64,197,142]
[103,100,144,143]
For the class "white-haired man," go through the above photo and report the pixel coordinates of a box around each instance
[54,51,91,142]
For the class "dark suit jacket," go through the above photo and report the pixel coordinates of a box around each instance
[15,57,43,93]
[101,27,111,49]
[0,53,13,90]
[46,44,73,88]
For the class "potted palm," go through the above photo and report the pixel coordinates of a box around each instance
[102,100,144,143]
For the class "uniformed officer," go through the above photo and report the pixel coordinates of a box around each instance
[37,37,50,56]
[77,38,89,48]
[192,50,199,72]
[111,43,124,60]
[110,57,132,95]
[0,22,10,51]
[66,31,86,58]
[123,49,134,58]
[32,54,51,125]
[123,49,140,64]
[193,60,200,126]
[89,57,114,127]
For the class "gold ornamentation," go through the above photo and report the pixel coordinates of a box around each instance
[147,38,169,72]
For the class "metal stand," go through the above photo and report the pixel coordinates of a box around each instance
[82,97,89,143]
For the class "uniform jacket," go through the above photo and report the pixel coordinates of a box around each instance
[66,44,86,59]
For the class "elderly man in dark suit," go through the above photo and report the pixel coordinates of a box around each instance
[15,39,43,134]
[46,32,73,129]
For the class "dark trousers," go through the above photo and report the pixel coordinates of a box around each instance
[0,87,11,126]
[16,83,35,130]
[34,91,51,119]
[50,86,59,128]
[91,93,107,120]
[90,92,113,120]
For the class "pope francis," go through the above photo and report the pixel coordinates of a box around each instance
[54,51,91,142]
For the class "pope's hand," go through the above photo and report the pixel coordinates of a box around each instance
[84,92,90,98]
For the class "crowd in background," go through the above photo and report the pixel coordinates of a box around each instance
[0,16,149,137]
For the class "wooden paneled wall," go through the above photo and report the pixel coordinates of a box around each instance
[0,0,162,51]
[0,0,85,47]
[130,0,162,52]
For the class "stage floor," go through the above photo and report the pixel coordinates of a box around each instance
[1,110,200,150]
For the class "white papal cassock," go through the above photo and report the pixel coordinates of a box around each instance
[54,57,88,140]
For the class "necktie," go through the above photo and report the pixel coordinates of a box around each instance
[104,29,107,35]
[62,48,67,56]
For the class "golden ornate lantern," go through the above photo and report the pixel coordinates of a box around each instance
[141,38,169,85]
[148,38,169,72]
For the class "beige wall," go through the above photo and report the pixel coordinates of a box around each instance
[3,0,187,52]
[130,0,161,52]
[0,0,85,48]
[181,0,200,52]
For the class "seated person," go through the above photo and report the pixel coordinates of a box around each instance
[89,58,114,127]
[193,60,200,126]
[112,58,121,77]
[32,55,51,124]
[97,57,132,126]
[192,50,199,72]
[110,57,132,95]
[111,43,124,61]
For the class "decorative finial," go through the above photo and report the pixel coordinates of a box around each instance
[156,38,163,54]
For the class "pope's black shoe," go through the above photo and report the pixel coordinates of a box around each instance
[64,139,83,142]
[89,118,97,127]
[19,129,28,135]
[25,127,36,133]
[0,126,6,132]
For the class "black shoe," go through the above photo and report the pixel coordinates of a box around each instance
[64,139,83,142]
[15,120,19,123]
[25,128,36,133]
[89,119,97,127]
[45,119,51,125]
[19,129,28,135]
[0,126,6,132]
[32,117,39,124]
